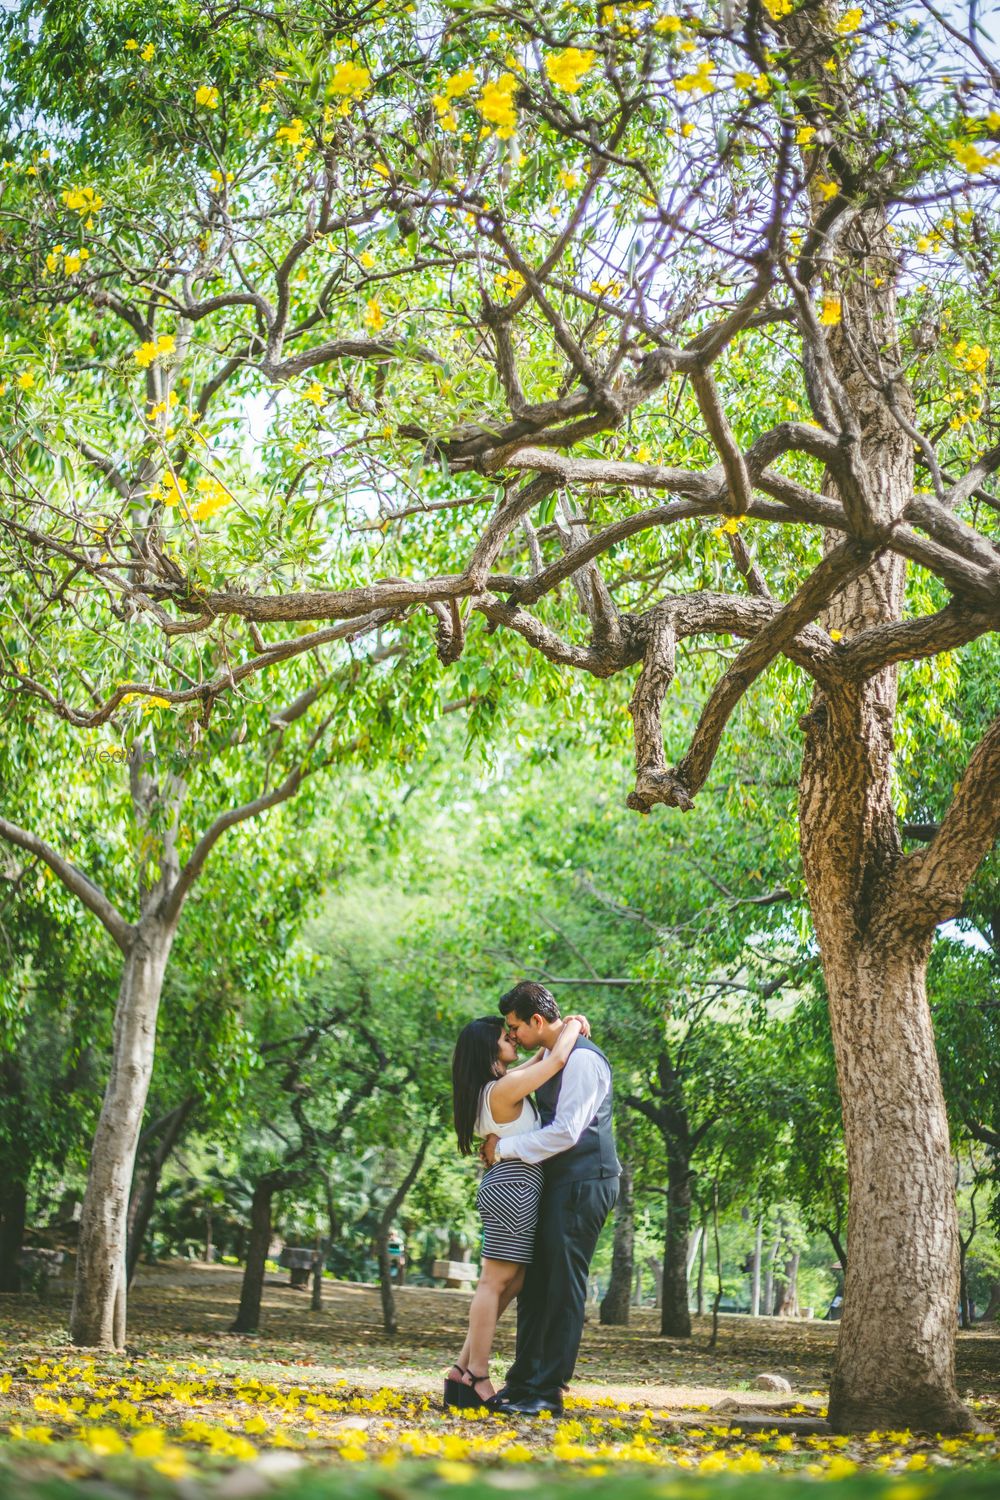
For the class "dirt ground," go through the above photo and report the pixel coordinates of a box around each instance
[9,1260,998,1407]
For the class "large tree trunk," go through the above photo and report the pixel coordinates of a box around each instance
[661,1149,692,1337]
[70,926,173,1348]
[126,1095,196,1287]
[232,1178,277,1334]
[0,1175,29,1294]
[600,1159,633,1326]
[980,1281,1000,1323]
[793,172,973,1430]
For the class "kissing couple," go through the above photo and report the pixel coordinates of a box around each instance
[446,980,620,1416]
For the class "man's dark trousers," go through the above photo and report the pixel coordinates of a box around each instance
[504,1175,619,1405]
[502,1035,621,1408]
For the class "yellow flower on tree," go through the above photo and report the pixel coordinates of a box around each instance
[62,186,104,216]
[359,250,375,269]
[195,84,220,108]
[815,176,839,200]
[835,8,863,34]
[133,332,176,368]
[949,138,999,173]
[762,0,793,17]
[654,16,683,34]
[675,60,715,95]
[559,168,580,190]
[545,48,597,95]
[478,74,518,139]
[141,42,155,61]
[443,69,476,99]
[364,299,385,331]
[796,125,817,144]
[124,38,139,50]
[17,371,35,390]
[303,381,325,405]
[330,60,372,100]
[276,117,307,146]
[820,295,842,326]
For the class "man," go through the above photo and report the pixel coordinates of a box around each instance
[480,980,620,1416]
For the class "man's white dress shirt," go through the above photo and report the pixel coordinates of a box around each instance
[493,1048,610,1164]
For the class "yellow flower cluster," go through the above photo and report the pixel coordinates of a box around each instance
[733,71,771,96]
[952,340,989,374]
[676,60,715,95]
[330,60,372,100]
[949,138,1000,173]
[195,84,220,109]
[835,7,864,34]
[133,332,176,368]
[431,69,476,131]
[762,0,793,18]
[493,269,525,299]
[478,73,518,139]
[125,39,156,60]
[46,244,90,276]
[61,186,104,222]
[191,475,232,520]
[545,48,597,95]
[276,117,308,146]
[364,298,385,331]
[819,295,842,326]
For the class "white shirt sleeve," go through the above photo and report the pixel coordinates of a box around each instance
[494,1050,610,1165]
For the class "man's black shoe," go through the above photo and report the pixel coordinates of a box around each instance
[501,1395,564,1418]
[487,1385,526,1409]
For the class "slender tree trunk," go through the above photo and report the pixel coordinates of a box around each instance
[695,1217,706,1316]
[958,1241,972,1331]
[763,1225,780,1316]
[661,1150,692,1337]
[376,1232,396,1335]
[646,1256,662,1308]
[0,1175,29,1294]
[70,926,173,1347]
[204,1211,213,1264]
[775,1252,799,1317]
[311,1241,324,1311]
[232,1179,277,1334]
[600,1159,633,1326]
[375,1137,429,1337]
[750,1217,763,1316]
[126,1095,196,1287]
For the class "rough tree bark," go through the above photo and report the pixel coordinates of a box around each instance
[600,1158,633,1326]
[796,203,975,1429]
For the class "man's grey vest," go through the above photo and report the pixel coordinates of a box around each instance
[533,1035,621,1184]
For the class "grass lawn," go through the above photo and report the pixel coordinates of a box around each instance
[1,1262,997,1497]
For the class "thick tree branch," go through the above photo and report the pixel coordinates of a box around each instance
[898,710,1000,928]
[0,817,132,951]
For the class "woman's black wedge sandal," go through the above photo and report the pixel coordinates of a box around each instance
[443,1366,473,1409]
[464,1373,494,1408]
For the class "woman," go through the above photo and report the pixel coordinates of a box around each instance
[445,1010,589,1409]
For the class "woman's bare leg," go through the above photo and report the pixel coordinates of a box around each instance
[450,1260,523,1398]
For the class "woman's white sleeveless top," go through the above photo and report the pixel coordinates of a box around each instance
[475,1080,539,1140]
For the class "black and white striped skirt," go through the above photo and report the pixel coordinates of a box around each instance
[476,1159,545,1264]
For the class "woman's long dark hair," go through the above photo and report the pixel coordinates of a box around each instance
[452,1017,505,1155]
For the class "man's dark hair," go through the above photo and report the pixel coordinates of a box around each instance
[499,981,561,1024]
